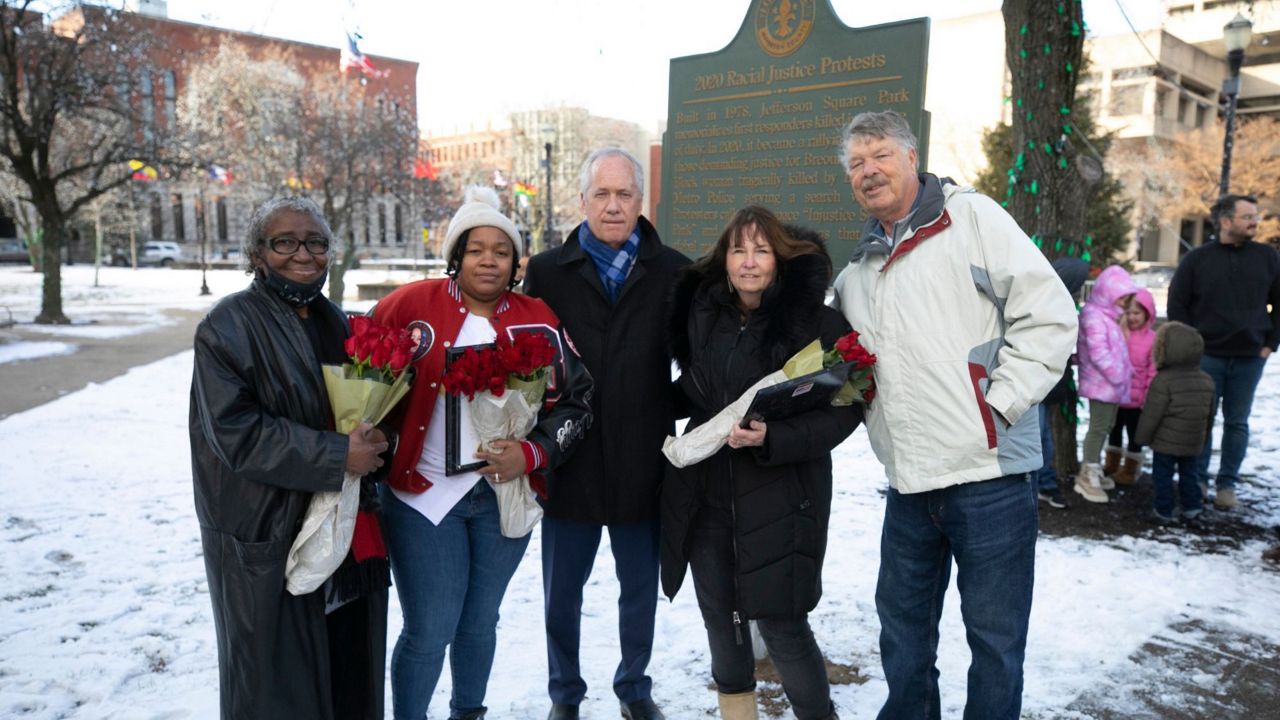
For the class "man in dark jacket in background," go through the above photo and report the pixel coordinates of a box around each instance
[523,147,690,720]
[1168,194,1280,509]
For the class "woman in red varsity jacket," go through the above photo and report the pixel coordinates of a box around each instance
[372,187,592,720]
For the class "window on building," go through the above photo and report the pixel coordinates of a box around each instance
[364,208,371,245]
[1195,102,1209,128]
[171,193,185,241]
[163,70,177,128]
[1137,225,1161,262]
[140,72,154,143]
[378,204,387,245]
[1108,85,1143,116]
[114,63,129,102]
[394,204,403,243]
[149,194,163,240]
[215,196,228,241]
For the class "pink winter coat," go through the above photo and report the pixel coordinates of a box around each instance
[1077,265,1137,404]
[1120,288,1157,409]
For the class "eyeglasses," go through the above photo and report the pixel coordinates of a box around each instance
[1233,213,1259,221]
[266,234,330,255]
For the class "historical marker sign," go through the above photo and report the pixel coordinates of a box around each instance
[658,0,929,267]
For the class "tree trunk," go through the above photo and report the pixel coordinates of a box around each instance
[36,220,68,324]
[1002,0,1093,259]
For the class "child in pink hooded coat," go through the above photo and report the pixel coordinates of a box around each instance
[1105,288,1158,486]
[1075,264,1137,502]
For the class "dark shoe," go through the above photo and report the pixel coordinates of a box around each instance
[621,698,665,720]
[548,704,579,720]
[1141,508,1177,526]
[1038,488,1069,509]
[450,708,487,720]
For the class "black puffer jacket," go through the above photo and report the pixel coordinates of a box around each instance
[1135,321,1218,456]
[660,232,862,619]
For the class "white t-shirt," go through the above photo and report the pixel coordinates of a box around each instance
[393,312,496,524]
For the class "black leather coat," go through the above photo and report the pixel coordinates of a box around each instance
[189,278,383,719]
[661,236,862,619]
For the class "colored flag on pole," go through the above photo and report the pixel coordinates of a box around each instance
[413,158,438,180]
[208,164,233,185]
[128,159,157,182]
[340,31,389,79]
[514,182,537,198]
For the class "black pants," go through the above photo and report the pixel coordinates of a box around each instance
[688,505,834,719]
[1108,407,1143,452]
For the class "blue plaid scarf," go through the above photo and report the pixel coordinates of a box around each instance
[578,223,640,304]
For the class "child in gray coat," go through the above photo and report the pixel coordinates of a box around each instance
[1135,321,1218,524]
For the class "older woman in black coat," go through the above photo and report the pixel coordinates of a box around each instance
[661,206,861,720]
[190,197,389,719]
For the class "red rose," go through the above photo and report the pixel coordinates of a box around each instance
[389,348,411,373]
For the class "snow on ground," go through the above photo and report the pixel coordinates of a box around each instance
[0,341,76,365]
[1,265,1279,718]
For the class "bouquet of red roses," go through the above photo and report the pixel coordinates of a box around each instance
[443,332,557,538]
[286,315,415,595]
[663,330,876,469]
[826,330,877,406]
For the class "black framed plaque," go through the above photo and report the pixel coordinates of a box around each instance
[444,344,493,476]
[740,360,854,428]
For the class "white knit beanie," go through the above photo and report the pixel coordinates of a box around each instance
[444,186,523,260]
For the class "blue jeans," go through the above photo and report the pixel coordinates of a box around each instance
[1196,354,1267,490]
[876,474,1037,720]
[542,516,660,706]
[1152,452,1201,518]
[1035,404,1057,493]
[381,482,531,720]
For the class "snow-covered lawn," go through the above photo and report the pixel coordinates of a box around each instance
[1,265,1278,718]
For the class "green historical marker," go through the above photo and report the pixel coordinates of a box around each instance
[658,0,929,267]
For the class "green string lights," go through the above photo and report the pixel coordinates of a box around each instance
[1003,0,1094,261]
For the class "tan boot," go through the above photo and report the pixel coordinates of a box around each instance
[717,690,758,720]
[1112,451,1143,486]
[1073,463,1109,503]
[1102,445,1122,476]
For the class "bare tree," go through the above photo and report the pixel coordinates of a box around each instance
[0,2,155,322]
[1114,116,1280,244]
[298,74,419,303]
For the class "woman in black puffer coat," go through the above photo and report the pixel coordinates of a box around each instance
[661,206,861,720]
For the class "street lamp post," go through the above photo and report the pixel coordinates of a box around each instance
[197,178,211,296]
[541,124,556,250]
[1218,12,1254,198]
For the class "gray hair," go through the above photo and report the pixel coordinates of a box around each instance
[837,111,919,171]
[241,196,334,273]
[579,147,644,197]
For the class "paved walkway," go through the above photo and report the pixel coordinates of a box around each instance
[0,308,204,419]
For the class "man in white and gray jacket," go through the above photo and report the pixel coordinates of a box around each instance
[830,111,1077,720]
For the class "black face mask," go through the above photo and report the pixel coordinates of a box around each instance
[259,265,327,308]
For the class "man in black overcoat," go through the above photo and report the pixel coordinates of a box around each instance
[523,147,690,720]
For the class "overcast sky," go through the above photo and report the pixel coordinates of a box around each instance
[166,0,1164,134]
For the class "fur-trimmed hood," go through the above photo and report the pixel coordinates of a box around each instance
[669,226,833,371]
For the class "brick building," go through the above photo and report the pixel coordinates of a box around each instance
[55,0,418,262]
